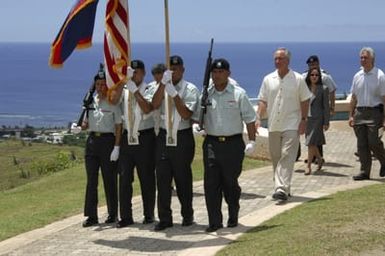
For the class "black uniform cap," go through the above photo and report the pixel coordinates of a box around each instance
[306,55,319,64]
[170,55,183,66]
[131,59,145,70]
[210,58,230,71]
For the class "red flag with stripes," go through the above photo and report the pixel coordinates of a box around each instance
[104,0,129,91]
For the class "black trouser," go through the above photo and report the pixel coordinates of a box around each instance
[354,107,385,176]
[156,128,195,223]
[118,128,156,220]
[84,133,118,219]
[203,135,245,227]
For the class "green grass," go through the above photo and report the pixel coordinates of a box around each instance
[0,136,267,241]
[0,165,86,240]
[217,184,385,256]
[0,139,84,191]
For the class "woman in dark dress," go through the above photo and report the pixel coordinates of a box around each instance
[305,67,330,175]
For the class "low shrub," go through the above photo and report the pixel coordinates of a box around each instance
[31,151,78,176]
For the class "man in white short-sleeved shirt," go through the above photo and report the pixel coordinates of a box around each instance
[256,48,312,201]
[349,47,385,180]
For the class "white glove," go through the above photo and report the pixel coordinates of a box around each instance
[161,70,173,85]
[192,123,206,136]
[244,141,256,156]
[165,83,178,98]
[127,66,134,80]
[110,146,120,161]
[127,80,138,93]
[70,123,82,134]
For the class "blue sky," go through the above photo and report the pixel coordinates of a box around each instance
[1,0,385,43]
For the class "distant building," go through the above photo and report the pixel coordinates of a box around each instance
[47,132,64,144]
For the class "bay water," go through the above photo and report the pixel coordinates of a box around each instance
[1,41,385,127]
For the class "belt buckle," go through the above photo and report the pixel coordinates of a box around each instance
[218,136,226,142]
[94,132,101,137]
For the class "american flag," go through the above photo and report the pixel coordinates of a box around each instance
[49,0,99,68]
[104,0,129,90]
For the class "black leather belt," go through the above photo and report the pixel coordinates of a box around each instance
[123,128,154,135]
[207,134,242,142]
[159,128,192,134]
[89,132,114,137]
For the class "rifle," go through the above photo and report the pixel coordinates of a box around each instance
[76,82,96,126]
[76,63,104,126]
[198,38,214,130]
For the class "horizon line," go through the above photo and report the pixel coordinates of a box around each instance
[1,40,385,44]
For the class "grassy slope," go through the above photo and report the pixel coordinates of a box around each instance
[218,184,385,256]
[0,139,84,190]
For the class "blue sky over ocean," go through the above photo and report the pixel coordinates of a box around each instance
[1,0,385,43]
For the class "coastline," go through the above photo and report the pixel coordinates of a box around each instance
[1,42,379,127]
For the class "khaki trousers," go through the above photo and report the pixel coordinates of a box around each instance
[269,130,299,194]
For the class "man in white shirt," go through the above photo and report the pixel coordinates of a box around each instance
[256,48,312,201]
[348,47,385,180]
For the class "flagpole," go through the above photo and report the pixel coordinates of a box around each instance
[126,0,135,143]
[164,0,170,66]
[126,0,131,64]
[164,0,174,145]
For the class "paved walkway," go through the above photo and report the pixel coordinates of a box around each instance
[1,121,384,256]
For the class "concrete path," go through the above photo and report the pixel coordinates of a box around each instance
[0,121,383,256]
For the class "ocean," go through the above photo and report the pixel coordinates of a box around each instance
[1,41,385,127]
